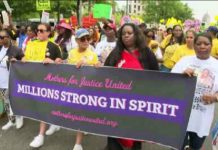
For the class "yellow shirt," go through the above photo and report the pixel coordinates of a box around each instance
[24,40,48,62]
[211,39,218,58]
[169,44,195,69]
[148,40,159,53]
[68,48,98,65]
[163,44,179,68]
[160,34,172,50]
[49,37,55,43]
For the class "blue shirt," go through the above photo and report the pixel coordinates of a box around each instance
[18,33,27,48]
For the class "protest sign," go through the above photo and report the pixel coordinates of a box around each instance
[93,4,112,19]
[1,11,9,26]
[41,11,49,23]
[9,62,196,149]
[36,0,51,11]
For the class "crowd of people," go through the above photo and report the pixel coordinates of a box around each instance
[1,14,218,150]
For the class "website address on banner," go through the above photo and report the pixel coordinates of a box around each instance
[51,110,118,128]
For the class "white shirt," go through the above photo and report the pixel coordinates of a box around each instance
[171,56,218,137]
[0,46,9,89]
[95,40,116,64]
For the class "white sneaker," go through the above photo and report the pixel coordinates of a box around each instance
[16,116,24,129]
[73,144,83,150]
[2,121,15,130]
[29,135,44,148]
[45,125,60,135]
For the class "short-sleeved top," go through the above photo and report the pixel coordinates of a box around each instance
[95,40,116,64]
[172,56,218,137]
[169,44,195,69]
[24,40,62,62]
[68,48,98,65]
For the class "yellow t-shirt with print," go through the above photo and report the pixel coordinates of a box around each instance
[148,40,159,53]
[163,44,179,68]
[211,38,218,58]
[24,40,48,62]
[68,48,98,65]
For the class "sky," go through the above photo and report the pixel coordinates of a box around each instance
[183,1,218,21]
[116,1,218,21]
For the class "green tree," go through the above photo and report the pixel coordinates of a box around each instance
[143,0,193,23]
[2,0,77,21]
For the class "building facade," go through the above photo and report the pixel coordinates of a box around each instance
[128,0,145,16]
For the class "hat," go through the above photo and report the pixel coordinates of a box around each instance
[56,22,72,30]
[103,21,116,31]
[207,26,218,33]
[75,28,90,39]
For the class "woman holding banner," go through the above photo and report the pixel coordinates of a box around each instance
[104,23,159,150]
[171,33,218,150]
[67,28,99,150]
[0,29,24,130]
[22,23,62,148]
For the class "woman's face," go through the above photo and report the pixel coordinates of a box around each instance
[26,26,35,38]
[58,27,66,35]
[194,36,212,60]
[77,35,90,50]
[0,31,9,46]
[173,26,183,38]
[146,31,154,42]
[186,32,195,47]
[104,26,115,38]
[122,25,135,49]
[37,24,50,41]
[94,26,99,32]
[89,28,94,36]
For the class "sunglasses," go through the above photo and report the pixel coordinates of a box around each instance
[146,35,154,38]
[37,29,47,33]
[0,36,8,39]
[80,36,91,42]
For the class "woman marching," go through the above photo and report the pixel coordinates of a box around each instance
[172,33,218,150]
[23,23,62,148]
[104,23,159,150]
[0,29,24,130]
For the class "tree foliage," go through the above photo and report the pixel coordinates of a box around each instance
[143,0,193,23]
[0,0,77,21]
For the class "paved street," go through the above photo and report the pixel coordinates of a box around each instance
[0,107,217,150]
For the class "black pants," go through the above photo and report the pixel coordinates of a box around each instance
[105,137,142,150]
[182,132,206,150]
